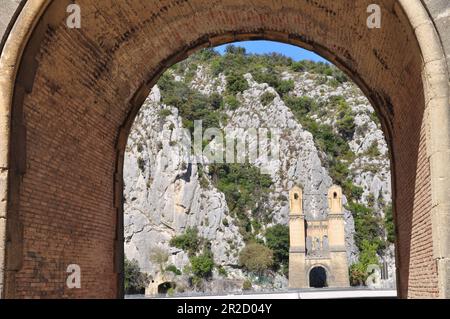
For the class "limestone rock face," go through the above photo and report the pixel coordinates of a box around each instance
[124,60,394,293]
[124,86,245,276]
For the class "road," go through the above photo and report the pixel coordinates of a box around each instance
[127,288,397,299]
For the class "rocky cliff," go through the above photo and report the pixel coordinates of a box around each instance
[123,48,395,294]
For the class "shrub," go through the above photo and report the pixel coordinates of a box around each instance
[343,180,364,201]
[208,164,273,241]
[284,96,317,116]
[210,93,223,110]
[365,141,381,157]
[157,73,222,134]
[190,253,215,279]
[217,265,228,277]
[384,204,395,244]
[199,175,209,189]
[260,92,276,106]
[252,67,281,89]
[290,60,337,77]
[167,287,175,297]
[239,242,273,274]
[225,45,247,55]
[337,113,356,139]
[158,109,172,118]
[335,98,356,139]
[349,240,380,286]
[224,95,239,110]
[265,225,289,270]
[346,202,385,253]
[165,264,182,275]
[275,79,295,96]
[137,157,145,173]
[124,258,150,294]
[169,227,200,256]
[149,247,169,273]
[243,279,252,290]
[349,262,366,286]
[226,73,249,94]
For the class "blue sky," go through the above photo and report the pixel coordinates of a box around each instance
[214,40,328,63]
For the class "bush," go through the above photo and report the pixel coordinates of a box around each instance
[343,180,364,201]
[217,265,228,277]
[284,96,317,116]
[208,164,273,241]
[346,201,386,254]
[265,225,289,270]
[365,141,381,157]
[260,92,276,106]
[226,73,249,94]
[137,157,145,173]
[167,287,175,297]
[349,262,366,286]
[157,73,223,134]
[169,227,201,256]
[124,258,150,295]
[349,240,380,286]
[384,204,395,244]
[243,279,252,290]
[210,93,223,110]
[290,60,338,77]
[190,253,215,279]
[225,45,247,55]
[149,247,169,273]
[224,95,239,110]
[337,113,356,139]
[199,175,209,189]
[158,109,172,118]
[239,242,273,274]
[275,79,295,96]
[335,98,355,139]
[165,264,182,275]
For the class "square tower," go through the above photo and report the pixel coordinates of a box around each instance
[288,185,350,289]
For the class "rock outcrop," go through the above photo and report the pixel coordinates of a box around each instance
[124,52,394,294]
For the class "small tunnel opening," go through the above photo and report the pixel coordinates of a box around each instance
[309,266,328,288]
[158,282,176,295]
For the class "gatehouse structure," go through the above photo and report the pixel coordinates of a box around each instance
[289,186,349,288]
[0,1,449,298]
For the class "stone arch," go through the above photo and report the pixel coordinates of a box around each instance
[0,0,448,299]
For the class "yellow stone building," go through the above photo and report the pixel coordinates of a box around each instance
[288,185,350,288]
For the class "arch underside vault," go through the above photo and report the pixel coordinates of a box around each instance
[0,0,448,298]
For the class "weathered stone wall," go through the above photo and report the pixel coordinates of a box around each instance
[0,0,448,298]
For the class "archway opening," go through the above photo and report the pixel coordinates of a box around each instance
[158,282,176,295]
[123,41,396,297]
[309,267,328,288]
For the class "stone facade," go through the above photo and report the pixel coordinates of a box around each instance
[289,186,349,288]
[0,0,448,298]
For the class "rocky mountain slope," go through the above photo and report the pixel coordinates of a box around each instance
[123,47,395,294]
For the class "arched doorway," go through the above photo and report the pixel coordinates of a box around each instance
[0,0,448,299]
[158,282,176,295]
[309,267,328,288]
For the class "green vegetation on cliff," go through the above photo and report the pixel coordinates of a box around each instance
[208,163,273,242]
[157,46,394,287]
